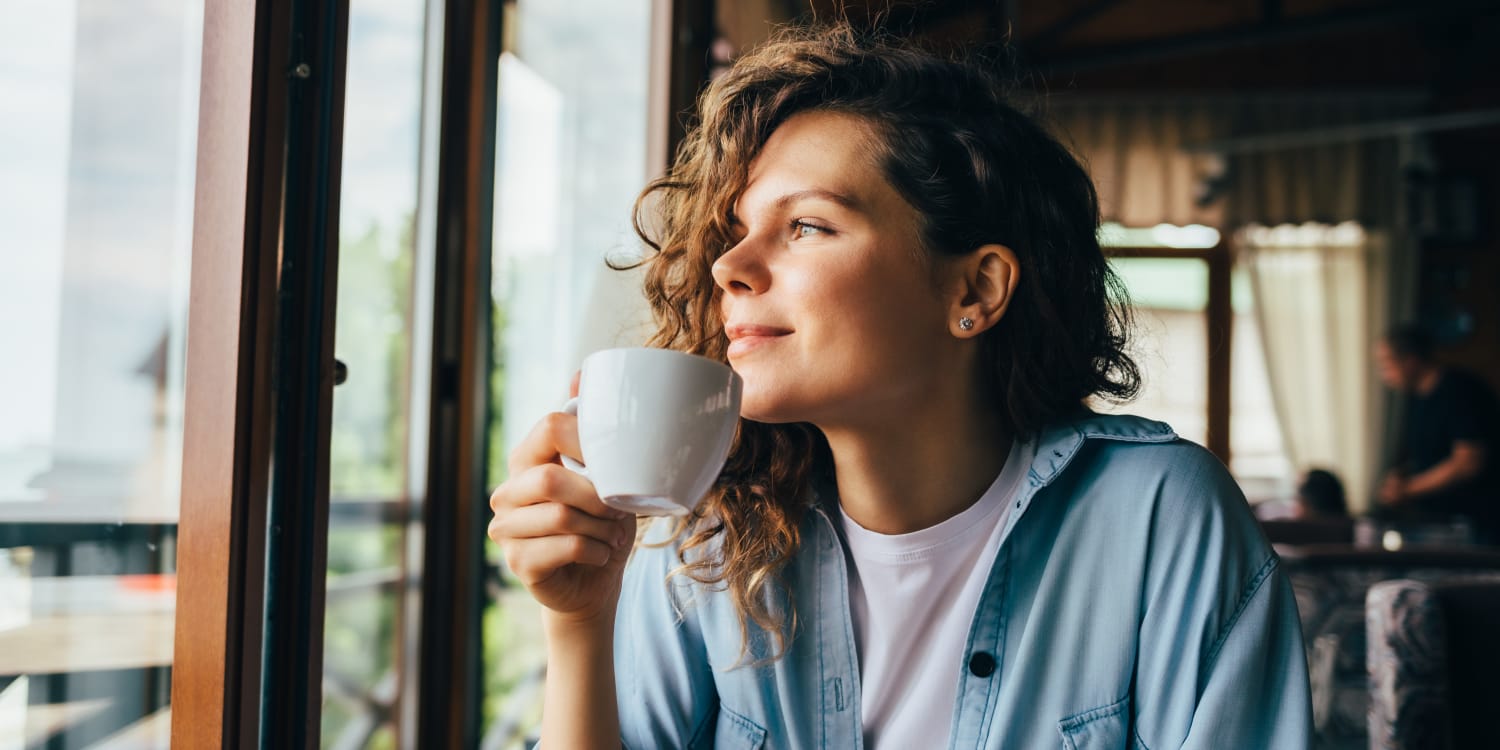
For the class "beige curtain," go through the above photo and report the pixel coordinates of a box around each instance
[1239,225,1414,512]
[1045,96,1228,227]
[1044,93,1422,229]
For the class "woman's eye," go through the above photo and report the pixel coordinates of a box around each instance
[791,220,827,238]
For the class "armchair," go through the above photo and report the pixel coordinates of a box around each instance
[1366,578,1500,750]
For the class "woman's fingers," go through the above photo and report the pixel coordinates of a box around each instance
[507,410,584,477]
[491,500,627,549]
[503,534,615,585]
[495,462,620,520]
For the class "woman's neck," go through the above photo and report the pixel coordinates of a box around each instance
[819,394,1011,535]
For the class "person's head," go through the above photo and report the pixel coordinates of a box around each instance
[1295,468,1347,519]
[636,27,1136,432]
[1376,324,1435,392]
[628,25,1138,655]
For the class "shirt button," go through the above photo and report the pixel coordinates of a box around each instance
[968,651,996,678]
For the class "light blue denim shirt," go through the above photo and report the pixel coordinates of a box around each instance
[611,414,1313,749]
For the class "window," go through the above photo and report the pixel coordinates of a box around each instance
[1097,224,1294,503]
[0,0,202,744]
[1105,257,1211,443]
[481,1,657,746]
[323,0,441,745]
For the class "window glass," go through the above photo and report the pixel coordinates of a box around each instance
[0,0,202,745]
[482,1,656,745]
[323,0,437,745]
[1100,257,1211,445]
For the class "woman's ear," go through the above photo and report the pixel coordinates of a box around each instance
[950,244,1020,338]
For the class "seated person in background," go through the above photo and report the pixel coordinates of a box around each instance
[1375,325,1500,544]
[1295,468,1348,520]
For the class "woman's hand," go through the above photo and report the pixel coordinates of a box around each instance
[488,382,636,625]
[493,378,632,749]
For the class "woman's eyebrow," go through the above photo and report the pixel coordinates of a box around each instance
[731,187,863,226]
[773,188,861,211]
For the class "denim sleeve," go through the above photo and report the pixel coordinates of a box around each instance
[1133,442,1314,749]
[1178,559,1313,749]
[613,531,720,750]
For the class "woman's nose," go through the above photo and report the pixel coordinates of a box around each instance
[711,236,770,295]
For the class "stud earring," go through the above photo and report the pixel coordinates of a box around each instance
[959,317,975,331]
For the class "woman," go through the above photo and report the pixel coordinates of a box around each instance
[489,26,1311,749]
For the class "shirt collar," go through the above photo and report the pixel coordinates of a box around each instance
[809,412,1177,516]
[1029,412,1177,487]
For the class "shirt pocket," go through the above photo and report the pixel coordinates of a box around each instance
[712,705,767,749]
[1057,696,1132,750]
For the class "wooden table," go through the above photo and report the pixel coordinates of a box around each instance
[0,612,175,677]
[0,503,177,747]
[0,575,175,677]
[0,575,175,747]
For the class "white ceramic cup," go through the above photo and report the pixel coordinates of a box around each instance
[561,347,742,516]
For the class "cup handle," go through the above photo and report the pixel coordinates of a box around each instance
[559,397,586,475]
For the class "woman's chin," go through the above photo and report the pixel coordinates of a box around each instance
[740,409,800,425]
[737,395,808,426]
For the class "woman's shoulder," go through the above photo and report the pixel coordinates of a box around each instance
[1036,411,1227,484]
[1042,411,1257,540]
[1039,414,1277,619]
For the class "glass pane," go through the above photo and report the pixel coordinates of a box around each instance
[1097,258,1210,446]
[482,2,656,746]
[0,0,200,745]
[323,0,435,746]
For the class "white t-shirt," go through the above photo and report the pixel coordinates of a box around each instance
[836,438,1034,749]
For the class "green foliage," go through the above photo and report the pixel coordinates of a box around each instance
[329,215,415,498]
[321,525,401,747]
[481,590,546,747]
[318,211,543,745]
[487,300,509,484]
[321,213,411,745]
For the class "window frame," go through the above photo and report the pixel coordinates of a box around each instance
[1108,243,1234,463]
[171,0,701,744]
[172,0,293,744]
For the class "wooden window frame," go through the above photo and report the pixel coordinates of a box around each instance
[1109,244,1234,464]
[413,0,502,747]
[172,0,350,745]
[172,0,287,744]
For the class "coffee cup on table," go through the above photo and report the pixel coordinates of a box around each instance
[562,347,743,517]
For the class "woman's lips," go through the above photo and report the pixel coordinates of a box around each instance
[726,324,792,358]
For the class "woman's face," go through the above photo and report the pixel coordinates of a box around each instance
[712,110,964,427]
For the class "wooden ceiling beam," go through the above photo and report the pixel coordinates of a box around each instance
[1032,0,1498,75]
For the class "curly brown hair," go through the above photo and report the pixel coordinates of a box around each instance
[626,24,1138,659]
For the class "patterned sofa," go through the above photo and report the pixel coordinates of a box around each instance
[1275,544,1500,750]
[1367,578,1500,750]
